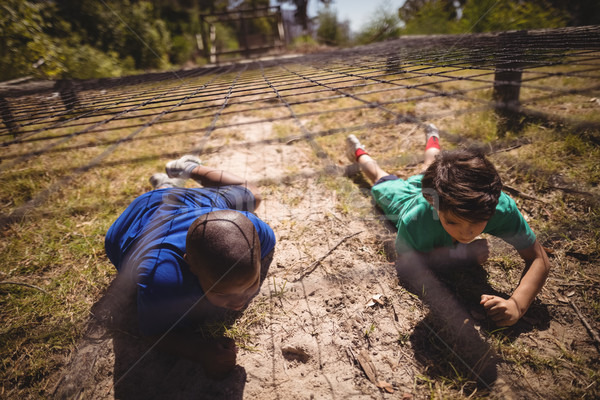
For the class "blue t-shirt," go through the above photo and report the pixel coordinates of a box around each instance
[105,186,276,335]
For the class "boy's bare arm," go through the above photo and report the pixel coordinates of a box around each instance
[481,239,550,326]
[419,239,490,269]
[189,165,262,208]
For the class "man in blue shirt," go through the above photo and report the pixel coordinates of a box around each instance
[105,155,275,379]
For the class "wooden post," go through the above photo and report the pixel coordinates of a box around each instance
[386,55,402,73]
[493,31,526,136]
[209,24,217,64]
[241,14,250,59]
[54,79,80,112]
[276,7,285,48]
[0,96,19,137]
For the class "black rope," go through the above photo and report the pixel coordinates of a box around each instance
[1,26,599,225]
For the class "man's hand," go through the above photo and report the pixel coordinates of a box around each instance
[480,294,520,326]
[166,155,202,179]
[198,336,238,380]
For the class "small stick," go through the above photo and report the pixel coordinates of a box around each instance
[0,281,48,294]
[294,231,363,282]
[502,184,547,204]
[569,299,600,351]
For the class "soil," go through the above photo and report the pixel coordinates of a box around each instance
[50,116,600,400]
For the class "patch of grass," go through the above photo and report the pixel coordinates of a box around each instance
[451,109,499,143]
[2,51,600,400]
[271,277,287,298]
[227,297,270,351]
[272,121,299,139]
[317,174,372,217]
[364,323,376,338]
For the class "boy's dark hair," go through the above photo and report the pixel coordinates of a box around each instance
[186,210,260,283]
[421,149,502,222]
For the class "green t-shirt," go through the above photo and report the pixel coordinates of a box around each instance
[371,175,537,254]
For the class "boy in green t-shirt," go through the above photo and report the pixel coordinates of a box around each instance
[346,125,550,327]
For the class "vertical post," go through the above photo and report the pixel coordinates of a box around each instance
[0,96,20,137]
[199,17,211,61]
[209,24,217,64]
[241,14,250,58]
[54,79,80,112]
[276,6,285,48]
[493,31,526,136]
[386,55,402,73]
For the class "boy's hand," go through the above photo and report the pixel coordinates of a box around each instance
[451,239,489,264]
[480,294,520,326]
[467,239,489,264]
[166,155,202,179]
[199,336,238,379]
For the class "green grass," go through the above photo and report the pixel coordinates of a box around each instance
[1,55,600,399]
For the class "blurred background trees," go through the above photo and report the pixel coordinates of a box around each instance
[1,0,598,81]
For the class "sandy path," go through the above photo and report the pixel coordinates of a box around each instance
[52,114,551,400]
[52,115,419,399]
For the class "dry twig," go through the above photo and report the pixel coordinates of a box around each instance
[502,184,547,204]
[293,231,362,282]
[0,281,48,294]
[569,299,600,351]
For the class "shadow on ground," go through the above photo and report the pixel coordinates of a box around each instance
[406,260,551,395]
[52,275,247,400]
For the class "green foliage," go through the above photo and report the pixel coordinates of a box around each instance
[60,46,132,80]
[355,3,402,45]
[398,0,568,36]
[0,0,56,80]
[402,0,456,35]
[400,0,464,22]
[214,23,240,53]
[292,34,318,45]
[316,7,350,46]
[171,34,197,65]
[122,1,172,69]
[0,0,171,81]
[456,0,568,33]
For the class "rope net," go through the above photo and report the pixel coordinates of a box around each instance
[1,25,599,223]
[2,24,600,400]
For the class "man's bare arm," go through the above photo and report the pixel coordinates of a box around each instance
[189,165,262,209]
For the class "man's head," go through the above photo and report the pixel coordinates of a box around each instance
[421,149,502,243]
[184,210,261,310]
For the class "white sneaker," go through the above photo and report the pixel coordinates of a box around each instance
[346,134,366,162]
[149,173,185,189]
[165,155,203,179]
[425,123,440,142]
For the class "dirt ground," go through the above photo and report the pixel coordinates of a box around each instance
[45,113,600,400]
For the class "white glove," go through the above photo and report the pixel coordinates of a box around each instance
[165,155,202,179]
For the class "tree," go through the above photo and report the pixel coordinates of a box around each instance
[456,0,568,33]
[277,0,332,31]
[355,2,402,44]
[399,0,465,23]
[544,0,600,26]
[401,0,456,35]
[316,6,349,46]
[55,0,171,70]
[397,0,569,35]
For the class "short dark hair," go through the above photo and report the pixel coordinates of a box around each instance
[421,148,502,222]
[186,210,260,284]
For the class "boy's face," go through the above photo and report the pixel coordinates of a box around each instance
[438,210,488,244]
